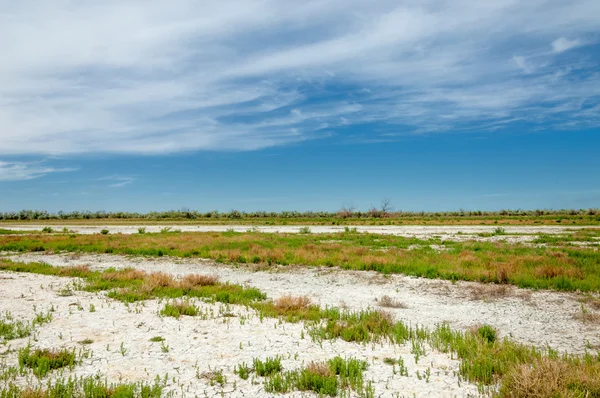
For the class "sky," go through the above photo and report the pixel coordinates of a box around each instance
[0,0,599,212]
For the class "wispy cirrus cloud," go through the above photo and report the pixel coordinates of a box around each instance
[552,37,582,53]
[96,175,136,188]
[0,161,76,181]
[0,0,598,156]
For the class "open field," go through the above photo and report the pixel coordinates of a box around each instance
[1,226,599,397]
[0,227,599,291]
[1,209,599,226]
[2,224,599,238]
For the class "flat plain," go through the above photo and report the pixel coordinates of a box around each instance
[1,223,599,397]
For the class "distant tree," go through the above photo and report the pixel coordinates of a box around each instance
[338,204,356,219]
[380,198,393,216]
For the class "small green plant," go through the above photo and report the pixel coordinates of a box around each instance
[383,357,396,365]
[493,227,506,235]
[78,338,93,345]
[89,304,96,312]
[160,227,172,234]
[138,227,147,234]
[477,324,497,344]
[42,227,54,233]
[100,229,109,235]
[149,336,165,342]
[160,300,199,318]
[160,341,169,353]
[210,370,227,386]
[253,356,283,376]
[0,313,31,340]
[57,287,74,297]
[397,357,409,377]
[298,226,312,234]
[119,342,127,356]
[18,345,76,377]
[32,311,52,326]
[234,362,251,380]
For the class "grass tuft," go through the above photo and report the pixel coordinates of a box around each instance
[18,345,76,377]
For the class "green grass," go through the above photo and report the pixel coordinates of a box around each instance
[261,356,370,397]
[0,314,31,341]
[160,300,199,317]
[2,230,600,291]
[18,345,76,377]
[0,310,51,341]
[0,375,162,397]
[0,229,36,235]
[253,357,283,377]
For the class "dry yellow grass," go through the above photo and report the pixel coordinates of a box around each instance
[56,265,90,276]
[142,272,175,291]
[306,361,334,377]
[100,269,146,281]
[499,357,600,397]
[273,295,312,311]
[179,274,219,288]
[377,295,408,308]
[469,284,510,300]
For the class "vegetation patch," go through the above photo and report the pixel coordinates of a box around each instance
[2,230,599,292]
[160,300,199,317]
[18,345,76,377]
[3,259,600,395]
[0,375,163,397]
[261,356,370,397]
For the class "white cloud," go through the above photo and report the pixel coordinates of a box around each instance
[0,0,599,156]
[513,56,532,73]
[552,37,581,53]
[0,161,76,181]
[96,175,136,188]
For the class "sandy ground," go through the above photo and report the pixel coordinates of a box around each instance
[6,252,599,354]
[2,225,597,244]
[1,267,481,397]
[2,252,599,396]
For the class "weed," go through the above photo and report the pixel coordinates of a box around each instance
[149,336,165,342]
[18,345,76,377]
[160,300,199,318]
[78,338,94,345]
[234,362,251,380]
[0,313,31,340]
[477,325,497,344]
[254,356,282,377]
[574,304,600,323]
[119,342,127,356]
[377,295,407,309]
[299,226,312,234]
[160,341,169,353]
[42,227,53,233]
[0,375,162,397]
[100,229,109,235]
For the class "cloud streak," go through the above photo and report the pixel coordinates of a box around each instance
[0,161,76,181]
[0,0,598,156]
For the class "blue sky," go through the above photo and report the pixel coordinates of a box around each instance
[0,0,599,212]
